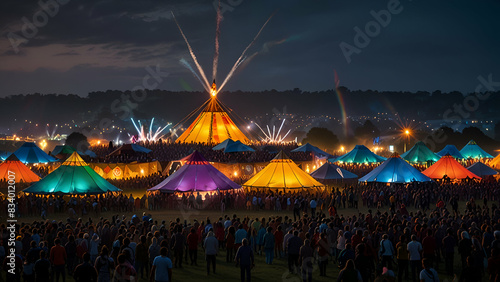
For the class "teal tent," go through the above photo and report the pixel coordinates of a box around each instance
[460,140,493,159]
[436,145,464,159]
[310,162,358,180]
[12,142,58,164]
[400,141,440,163]
[23,152,121,195]
[0,150,11,161]
[51,145,97,158]
[467,162,498,177]
[330,145,386,164]
[359,154,433,183]
[291,143,331,157]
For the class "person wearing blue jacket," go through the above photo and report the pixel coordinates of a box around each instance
[262,227,275,264]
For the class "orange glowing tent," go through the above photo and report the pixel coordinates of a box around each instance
[0,154,40,183]
[422,155,481,179]
[176,82,249,145]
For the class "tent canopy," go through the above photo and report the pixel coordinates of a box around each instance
[491,153,500,169]
[310,162,358,180]
[467,162,498,177]
[331,145,386,164]
[359,154,433,183]
[460,140,494,159]
[0,154,40,182]
[436,145,464,159]
[243,151,325,190]
[212,139,255,153]
[176,96,250,145]
[400,141,440,163]
[0,150,11,161]
[422,155,481,179]
[291,143,331,157]
[23,152,121,195]
[51,145,97,158]
[108,144,152,156]
[12,142,58,164]
[148,150,240,193]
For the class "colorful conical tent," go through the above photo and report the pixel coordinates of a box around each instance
[212,139,255,153]
[467,162,498,177]
[460,140,493,159]
[0,150,11,161]
[310,162,358,180]
[491,154,500,169]
[23,152,121,194]
[331,145,386,164]
[51,145,97,158]
[291,143,331,157]
[212,139,235,150]
[359,154,433,183]
[0,154,40,183]
[176,93,249,145]
[243,151,325,190]
[436,145,464,159]
[400,141,440,163]
[148,151,240,193]
[422,155,481,179]
[12,142,58,163]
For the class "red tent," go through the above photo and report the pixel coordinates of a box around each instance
[422,155,481,179]
[0,154,40,183]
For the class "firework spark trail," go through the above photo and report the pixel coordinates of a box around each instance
[280,129,291,142]
[218,13,275,92]
[254,123,270,139]
[212,0,222,81]
[179,58,209,93]
[277,119,286,138]
[171,11,211,91]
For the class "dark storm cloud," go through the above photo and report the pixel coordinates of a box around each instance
[0,0,499,96]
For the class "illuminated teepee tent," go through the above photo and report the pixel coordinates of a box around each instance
[467,162,498,177]
[12,142,58,164]
[148,150,240,193]
[436,145,464,159]
[330,145,386,164]
[422,155,480,180]
[359,154,433,183]
[400,141,440,164]
[460,140,493,159]
[23,152,121,195]
[243,151,324,191]
[0,154,40,183]
[176,82,249,145]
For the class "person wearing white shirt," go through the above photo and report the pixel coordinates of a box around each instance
[407,235,423,282]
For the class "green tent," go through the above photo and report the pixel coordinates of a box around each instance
[400,141,440,163]
[329,145,386,164]
[23,152,121,195]
[460,140,493,159]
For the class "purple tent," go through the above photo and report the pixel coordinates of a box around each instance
[148,151,241,193]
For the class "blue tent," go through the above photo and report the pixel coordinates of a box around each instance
[359,154,433,183]
[0,150,11,161]
[12,142,58,164]
[212,139,255,153]
[467,162,498,177]
[291,143,331,157]
[436,145,464,159]
[212,139,235,151]
[330,145,386,164]
[400,141,440,163]
[460,140,493,159]
[310,162,358,180]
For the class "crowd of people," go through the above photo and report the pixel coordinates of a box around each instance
[89,141,314,164]
[3,180,500,282]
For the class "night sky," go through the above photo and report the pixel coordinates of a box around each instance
[1,0,499,97]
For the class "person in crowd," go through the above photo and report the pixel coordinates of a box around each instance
[235,238,254,282]
[73,252,98,282]
[150,247,172,282]
[204,231,218,275]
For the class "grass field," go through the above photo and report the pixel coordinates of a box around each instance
[13,204,464,282]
